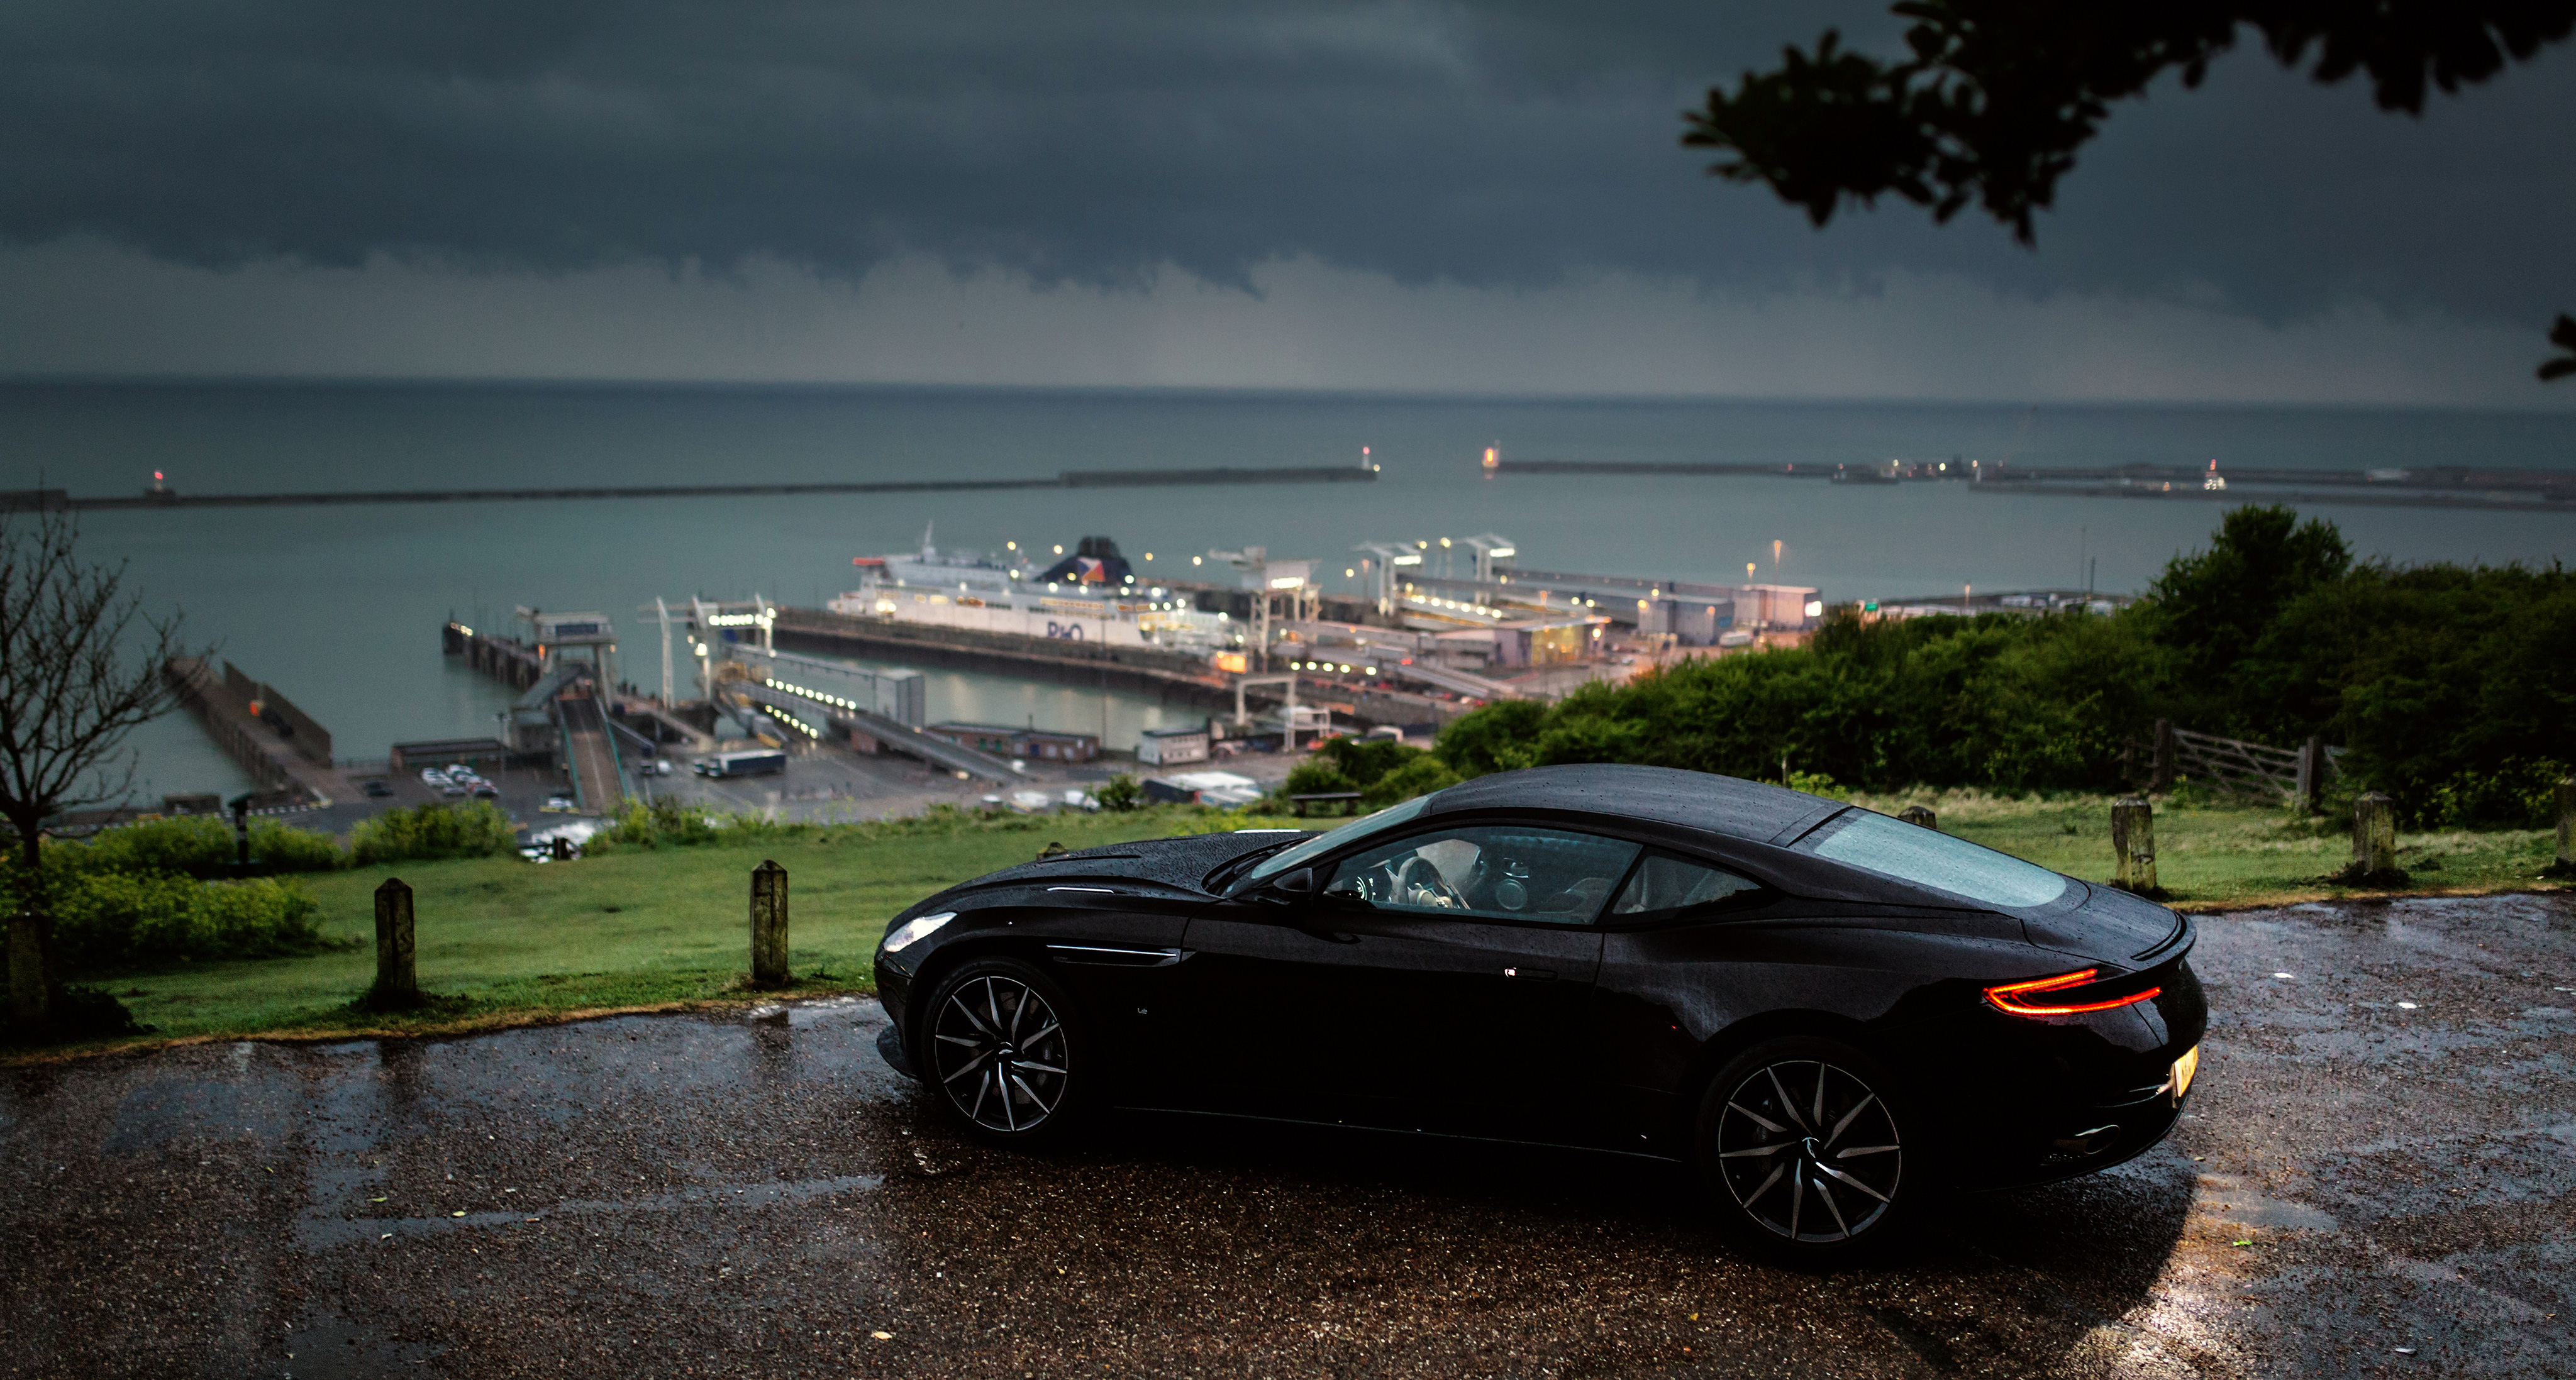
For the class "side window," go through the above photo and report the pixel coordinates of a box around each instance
[1324,826,1643,925]
[1608,853,1762,920]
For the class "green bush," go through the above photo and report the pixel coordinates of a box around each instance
[1095,775,1146,812]
[1361,754,1461,809]
[586,797,723,853]
[1280,759,1359,800]
[1420,507,2574,827]
[50,872,329,971]
[47,814,344,879]
[350,801,520,864]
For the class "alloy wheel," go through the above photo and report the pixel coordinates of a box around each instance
[931,974,1070,1134]
[1713,1059,1902,1243]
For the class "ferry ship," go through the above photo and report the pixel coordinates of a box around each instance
[831,526,1233,652]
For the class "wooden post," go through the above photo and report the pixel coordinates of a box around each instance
[1897,805,1938,831]
[2150,719,2175,793]
[2555,778,2573,871]
[750,859,790,987]
[2112,797,2158,893]
[371,878,418,1007]
[2353,793,2399,877]
[8,912,47,1030]
[2295,737,2324,813]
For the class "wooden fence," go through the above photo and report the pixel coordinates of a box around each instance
[2129,719,2341,809]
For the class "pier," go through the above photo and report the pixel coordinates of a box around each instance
[1489,457,2576,512]
[3,464,1376,514]
[162,658,346,807]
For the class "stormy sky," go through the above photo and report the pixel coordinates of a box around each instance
[4,1,2573,404]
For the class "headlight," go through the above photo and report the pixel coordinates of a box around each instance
[882,911,956,953]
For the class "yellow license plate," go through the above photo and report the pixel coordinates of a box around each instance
[2170,1044,2201,1104]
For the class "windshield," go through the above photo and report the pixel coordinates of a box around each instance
[1798,809,2070,909]
[1233,796,1432,892]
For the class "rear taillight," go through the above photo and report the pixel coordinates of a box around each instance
[1984,967,2162,1017]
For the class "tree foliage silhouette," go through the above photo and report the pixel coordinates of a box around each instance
[1682,3,2576,379]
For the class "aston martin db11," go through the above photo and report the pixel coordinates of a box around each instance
[874,764,2205,1259]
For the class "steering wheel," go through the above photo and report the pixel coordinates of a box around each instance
[1391,854,1467,910]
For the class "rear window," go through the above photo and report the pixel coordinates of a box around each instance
[1797,809,2070,909]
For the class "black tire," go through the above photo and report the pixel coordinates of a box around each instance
[920,958,1088,1147]
[1694,1035,1919,1264]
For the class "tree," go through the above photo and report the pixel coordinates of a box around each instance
[0,507,192,1032]
[1682,2,2576,377]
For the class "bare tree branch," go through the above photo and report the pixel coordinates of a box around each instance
[0,505,198,918]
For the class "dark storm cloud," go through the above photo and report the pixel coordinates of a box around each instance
[3,2,2570,324]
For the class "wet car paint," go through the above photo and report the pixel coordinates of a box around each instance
[3,892,2570,1378]
[877,784,2205,1183]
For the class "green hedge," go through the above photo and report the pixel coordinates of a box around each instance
[1425,508,2574,828]
[50,872,330,971]
[350,801,521,864]
[48,814,343,878]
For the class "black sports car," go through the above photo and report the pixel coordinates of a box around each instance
[874,764,2205,1259]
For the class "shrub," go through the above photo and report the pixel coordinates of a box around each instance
[1280,759,1359,800]
[586,797,722,853]
[47,814,343,879]
[249,820,346,872]
[50,872,329,971]
[1361,754,1460,809]
[1095,775,1145,812]
[350,801,519,864]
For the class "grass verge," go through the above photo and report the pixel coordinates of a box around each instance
[13,792,2565,1059]
[1846,788,2567,911]
[16,807,1293,1059]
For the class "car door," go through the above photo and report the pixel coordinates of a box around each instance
[1174,822,1641,1141]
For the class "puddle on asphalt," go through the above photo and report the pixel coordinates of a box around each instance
[296,1172,887,1249]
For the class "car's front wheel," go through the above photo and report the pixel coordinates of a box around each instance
[922,958,1085,1146]
[1694,1037,1916,1262]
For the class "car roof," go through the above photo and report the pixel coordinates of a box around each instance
[1419,763,1845,846]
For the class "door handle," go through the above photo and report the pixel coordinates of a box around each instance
[1296,925,1361,944]
[1502,966,1557,980]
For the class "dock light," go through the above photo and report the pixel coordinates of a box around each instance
[1483,446,1497,469]
[1053,544,1064,555]
[1192,556,1202,566]
[1345,568,1355,578]
[1364,666,1376,676]
[1339,664,1352,673]
[1440,537,1452,548]
[1007,541,1017,549]
[1145,553,1153,561]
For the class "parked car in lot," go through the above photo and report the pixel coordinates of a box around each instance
[873,764,2206,1263]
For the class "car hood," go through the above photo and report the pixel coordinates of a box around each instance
[2022,882,2189,967]
[927,829,1311,905]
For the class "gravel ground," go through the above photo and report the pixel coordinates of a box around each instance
[2,892,2569,1378]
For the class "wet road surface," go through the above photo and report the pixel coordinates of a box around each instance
[3,893,2570,1378]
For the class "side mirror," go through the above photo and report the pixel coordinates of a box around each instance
[1265,866,1319,899]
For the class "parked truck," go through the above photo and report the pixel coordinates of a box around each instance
[694,749,789,778]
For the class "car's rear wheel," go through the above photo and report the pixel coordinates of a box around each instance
[923,958,1084,1146]
[1695,1037,1916,1262]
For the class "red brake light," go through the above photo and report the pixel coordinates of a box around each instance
[1984,967,2162,1017]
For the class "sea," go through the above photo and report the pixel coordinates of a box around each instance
[3,380,2571,800]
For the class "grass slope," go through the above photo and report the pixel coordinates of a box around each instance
[1848,789,2564,910]
[26,794,2567,1057]
[89,810,1269,1049]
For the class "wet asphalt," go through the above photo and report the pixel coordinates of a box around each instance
[2,893,2569,1379]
